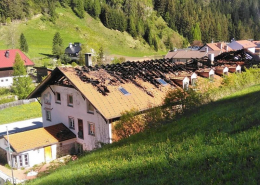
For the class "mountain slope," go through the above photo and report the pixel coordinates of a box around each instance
[0,7,184,64]
[26,84,260,184]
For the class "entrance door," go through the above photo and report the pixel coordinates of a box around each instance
[44,146,52,162]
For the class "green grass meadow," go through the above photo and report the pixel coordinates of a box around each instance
[0,7,165,66]
[0,102,41,125]
[26,84,260,184]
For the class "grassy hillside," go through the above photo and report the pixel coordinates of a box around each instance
[0,7,183,66]
[26,84,260,184]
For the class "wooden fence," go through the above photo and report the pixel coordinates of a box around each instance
[0,98,37,110]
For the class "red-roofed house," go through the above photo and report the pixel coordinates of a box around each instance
[0,49,34,87]
[228,40,257,53]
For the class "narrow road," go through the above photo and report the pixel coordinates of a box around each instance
[0,117,43,137]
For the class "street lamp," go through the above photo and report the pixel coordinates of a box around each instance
[6,126,15,185]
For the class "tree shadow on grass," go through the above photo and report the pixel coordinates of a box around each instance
[39,53,55,58]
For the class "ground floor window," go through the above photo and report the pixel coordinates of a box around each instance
[78,119,84,139]
[15,154,29,168]
[88,122,95,136]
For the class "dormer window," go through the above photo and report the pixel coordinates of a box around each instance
[191,78,197,86]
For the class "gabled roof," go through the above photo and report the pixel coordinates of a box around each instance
[235,40,257,48]
[65,43,82,54]
[28,59,204,119]
[0,49,34,69]
[4,123,76,153]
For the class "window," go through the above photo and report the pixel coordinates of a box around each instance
[19,156,23,166]
[18,154,29,167]
[183,82,189,91]
[24,154,29,166]
[157,78,168,85]
[191,78,197,86]
[67,95,73,107]
[78,119,84,139]
[46,110,51,121]
[6,79,8,81]
[119,87,130,95]
[87,101,94,114]
[56,92,61,104]
[209,74,214,82]
[88,122,95,136]
[1,80,3,82]
[69,117,75,129]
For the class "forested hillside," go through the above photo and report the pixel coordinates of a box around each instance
[0,0,260,48]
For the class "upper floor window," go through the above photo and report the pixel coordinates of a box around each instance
[69,117,75,129]
[87,101,94,114]
[46,110,51,121]
[55,92,61,104]
[88,122,95,136]
[67,94,73,107]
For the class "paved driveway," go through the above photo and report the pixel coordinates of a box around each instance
[0,117,43,137]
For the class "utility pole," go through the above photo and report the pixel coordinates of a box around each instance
[6,126,15,185]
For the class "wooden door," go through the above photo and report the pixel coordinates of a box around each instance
[44,146,52,161]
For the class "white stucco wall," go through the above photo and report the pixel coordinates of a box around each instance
[0,138,7,150]
[223,67,229,74]
[41,86,110,151]
[236,65,241,72]
[182,77,190,89]
[248,47,255,53]
[0,76,13,87]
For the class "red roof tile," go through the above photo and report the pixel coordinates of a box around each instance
[0,49,34,69]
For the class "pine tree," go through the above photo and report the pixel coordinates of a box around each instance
[13,53,26,76]
[52,32,63,58]
[19,33,28,53]
[93,0,101,19]
[12,53,33,99]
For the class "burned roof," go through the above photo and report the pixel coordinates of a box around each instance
[214,49,260,67]
[28,59,203,119]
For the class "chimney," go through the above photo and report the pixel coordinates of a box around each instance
[69,43,73,48]
[205,47,208,53]
[5,50,9,58]
[85,53,92,67]
[226,45,229,52]
[208,53,214,65]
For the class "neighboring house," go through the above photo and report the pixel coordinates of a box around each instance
[65,42,82,60]
[228,40,257,53]
[0,124,76,168]
[200,42,231,52]
[165,50,221,63]
[252,41,260,56]
[0,49,34,87]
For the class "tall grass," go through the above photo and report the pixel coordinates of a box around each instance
[25,83,260,184]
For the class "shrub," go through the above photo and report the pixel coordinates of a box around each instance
[113,109,145,140]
